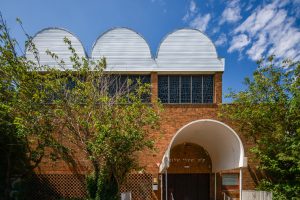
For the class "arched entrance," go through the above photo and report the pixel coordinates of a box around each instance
[160,119,247,200]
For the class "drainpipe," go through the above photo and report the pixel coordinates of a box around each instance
[239,168,243,200]
[160,175,163,200]
[165,170,168,200]
[214,173,217,200]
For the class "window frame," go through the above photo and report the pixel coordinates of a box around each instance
[221,173,240,190]
[158,74,214,104]
[108,74,151,103]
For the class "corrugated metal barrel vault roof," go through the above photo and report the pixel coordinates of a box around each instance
[26,27,224,72]
[26,28,87,70]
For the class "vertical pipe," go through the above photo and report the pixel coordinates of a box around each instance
[165,170,168,200]
[240,168,243,200]
[160,175,163,200]
[215,173,217,200]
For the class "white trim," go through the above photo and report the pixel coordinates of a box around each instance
[159,119,246,173]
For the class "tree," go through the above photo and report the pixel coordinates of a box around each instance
[0,15,161,200]
[46,44,161,199]
[220,56,300,200]
[0,14,69,200]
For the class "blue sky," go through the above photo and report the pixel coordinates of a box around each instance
[1,0,300,102]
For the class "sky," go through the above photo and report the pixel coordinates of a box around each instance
[1,0,300,102]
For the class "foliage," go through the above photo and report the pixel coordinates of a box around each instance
[0,15,161,200]
[220,56,300,200]
[0,14,66,199]
[86,168,118,200]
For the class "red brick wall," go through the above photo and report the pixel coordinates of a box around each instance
[214,72,222,104]
[35,72,258,199]
[145,72,257,199]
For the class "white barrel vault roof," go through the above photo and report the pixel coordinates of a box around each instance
[91,28,156,71]
[25,28,87,70]
[156,29,224,71]
[26,27,225,72]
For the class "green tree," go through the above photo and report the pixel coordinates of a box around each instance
[0,15,161,200]
[0,14,68,200]
[220,56,300,200]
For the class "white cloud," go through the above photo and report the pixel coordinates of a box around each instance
[212,27,220,34]
[182,0,212,33]
[246,33,267,60]
[189,13,211,32]
[245,0,256,11]
[183,0,198,22]
[215,33,227,46]
[229,1,300,61]
[234,3,277,36]
[220,0,242,24]
[228,34,251,53]
[190,0,197,13]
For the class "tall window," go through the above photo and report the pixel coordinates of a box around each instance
[109,75,151,102]
[158,75,214,104]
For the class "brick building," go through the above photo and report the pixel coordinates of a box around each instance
[26,27,258,200]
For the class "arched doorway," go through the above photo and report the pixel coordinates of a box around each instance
[160,119,247,200]
[163,143,212,200]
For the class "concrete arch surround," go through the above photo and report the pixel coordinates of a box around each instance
[159,119,246,173]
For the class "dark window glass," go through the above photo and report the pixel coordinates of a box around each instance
[141,75,151,85]
[169,76,180,103]
[66,77,76,90]
[158,75,214,104]
[158,76,169,103]
[140,75,151,102]
[203,75,214,103]
[108,75,150,102]
[222,174,239,186]
[127,75,151,102]
[108,76,117,97]
[192,76,202,103]
[127,75,138,93]
[119,75,128,95]
[181,76,191,103]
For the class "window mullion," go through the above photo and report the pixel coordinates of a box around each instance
[179,76,181,103]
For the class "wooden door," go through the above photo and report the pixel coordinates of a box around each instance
[163,174,210,200]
